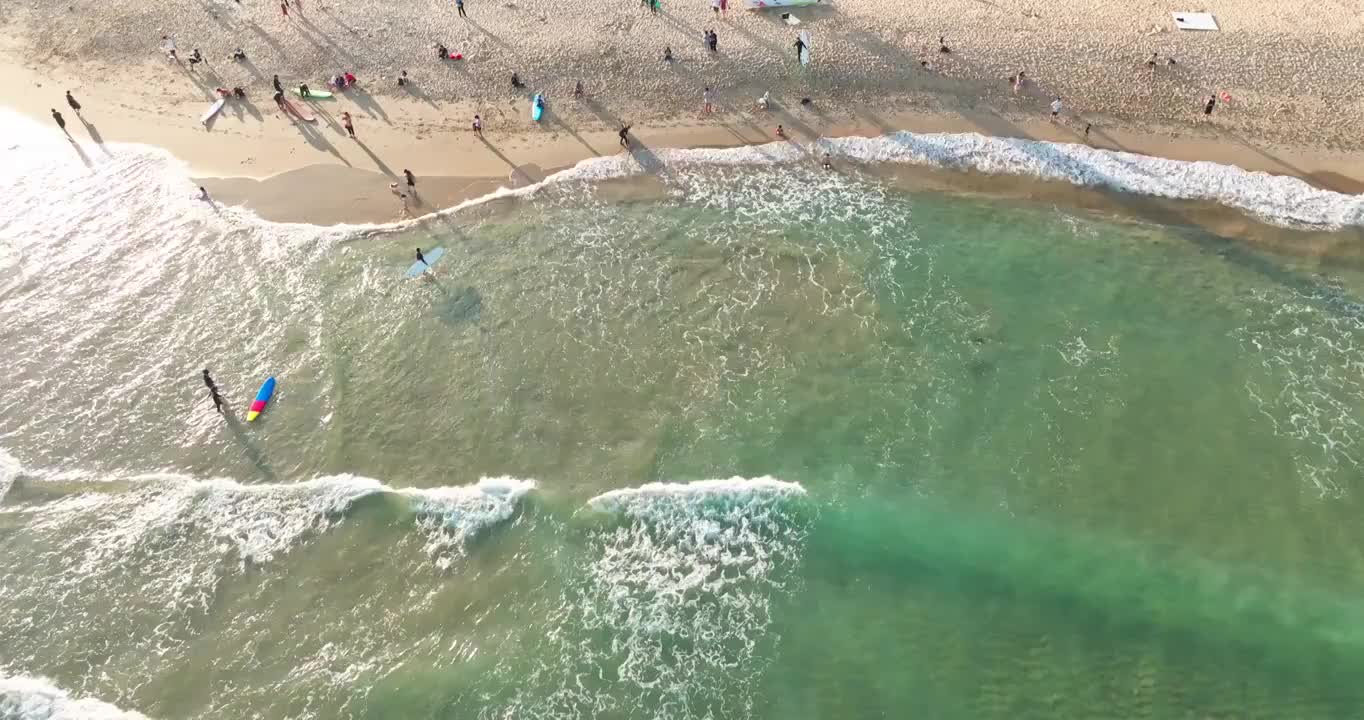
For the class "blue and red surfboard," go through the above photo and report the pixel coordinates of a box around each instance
[247,376,276,422]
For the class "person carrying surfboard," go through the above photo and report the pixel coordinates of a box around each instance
[793,34,806,63]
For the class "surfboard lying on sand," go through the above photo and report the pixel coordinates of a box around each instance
[531,94,545,122]
[201,98,226,126]
[247,376,276,422]
[405,247,446,278]
[294,88,335,99]
[799,30,811,65]
[281,99,316,122]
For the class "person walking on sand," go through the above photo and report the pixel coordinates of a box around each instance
[618,122,632,149]
[404,168,417,193]
[273,74,283,94]
[51,109,68,134]
[1049,96,1062,123]
[702,87,713,114]
[793,34,806,63]
[202,369,226,414]
[1203,93,1217,120]
[65,91,82,115]
[456,0,466,18]
[342,111,355,138]
[281,1,289,18]
[472,114,483,135]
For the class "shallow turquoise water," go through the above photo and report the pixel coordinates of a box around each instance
[3,149,1364,718]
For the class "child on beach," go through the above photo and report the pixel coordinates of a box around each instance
[342,111,355,138]
[775,124,786,139]
[65,91,81,114]
[702,87,713,114]
[472,114,483,134]
[161,36,178,62]
[1203,93,1217,119]
[1012,70,1025,94]
[1049,96,1062,122]
[663,46,673,62]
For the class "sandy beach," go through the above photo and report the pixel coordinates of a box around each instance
[2,0,1362,223]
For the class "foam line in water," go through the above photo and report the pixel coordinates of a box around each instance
[0,675,150,720]
[2,457,535,565]
[585,476,807,514]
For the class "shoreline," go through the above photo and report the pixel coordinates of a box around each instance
[4,19,1364,228]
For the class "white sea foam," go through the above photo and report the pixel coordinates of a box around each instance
[0,675,150,720]
[498,477,807,719]
[413,131,1364,232]
[820,132,1364,229]
[3,459,535,577]
[399,475,537,568]
[586,475,807,514]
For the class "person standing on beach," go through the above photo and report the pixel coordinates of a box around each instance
[404,168,417,193]
[281,1,289,18]
[202,369,226,414]
[711,0,720,17]
[51,109,68,134]
[702,87,713,114]
[619,122,632,149]
[1049,96,1062,123]
[342,111,355,138]
[472,114,483,135]
[1203,93,1217,120]
[1012,70,1025,95]
[65,91,81,115]
[162,35,178,62]
[456,0,466,18]
[793,34,806,63]
[273,75,284,94]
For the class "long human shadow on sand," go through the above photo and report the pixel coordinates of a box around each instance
[346,86,391,124]
[65,136,93,169]
[283,109,352,167]
[546,109,602,157]
[77,116,113,157]
[477,135,536,185]
[464,17,515,54]
[354,138,397,177]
